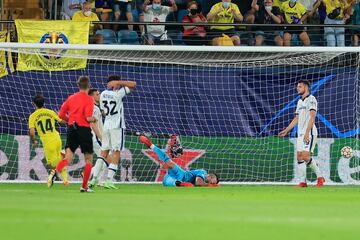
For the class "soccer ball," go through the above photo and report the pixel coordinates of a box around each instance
[341,146,353,158]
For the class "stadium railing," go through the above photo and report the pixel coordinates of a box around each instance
[0,20,359,46]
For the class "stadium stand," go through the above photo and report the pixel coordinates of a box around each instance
[0,0,359,46]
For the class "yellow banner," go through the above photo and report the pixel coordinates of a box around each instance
[0,31,14,78]
[15,20,90,71]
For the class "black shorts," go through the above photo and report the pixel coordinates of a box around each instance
[65,125,93,154]
[283,26,306,35]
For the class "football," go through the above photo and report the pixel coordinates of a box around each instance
[341,146,353,158]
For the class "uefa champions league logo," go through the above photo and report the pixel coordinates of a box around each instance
[39,32,69,60]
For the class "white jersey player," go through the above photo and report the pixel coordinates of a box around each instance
[89,75,136,189]
[88,89,108,185]
[88,89,103,157]
[279,80,325,188]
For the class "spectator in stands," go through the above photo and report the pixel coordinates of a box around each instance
[313,0,353,46]
[62,0,85,19]
[207,0,243,46]
[281,0,311,46]
[73,1,101,38]
[113,0,134,31]
[299,0,322,45]
[254,0,283,45]
[136,0,146,34]
[352,0,360,46]
[95,0,111,22]
[143,0,178,45]
[182,1,208,45]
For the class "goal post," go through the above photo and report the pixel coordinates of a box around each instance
[0,43,359,185]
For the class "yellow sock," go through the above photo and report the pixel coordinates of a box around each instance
[60,168,68,183]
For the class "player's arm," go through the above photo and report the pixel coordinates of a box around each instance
[107,80,137,90]
[194,177,219,187]
[278,115,299,137]
[304,110,316,144]
[90,122,102,141]
[51,110,67,124]
[195,177,208,186]
[58,99,69,122]
[29,128,38,148]
[85,99,96,123]
[28,115,38,148]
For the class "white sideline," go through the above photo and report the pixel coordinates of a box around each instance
[0,181,358,186]
[0,43,360,53]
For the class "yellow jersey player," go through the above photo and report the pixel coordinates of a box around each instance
[28,94,68,187]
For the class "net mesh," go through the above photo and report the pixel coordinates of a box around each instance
[0,45,359,184]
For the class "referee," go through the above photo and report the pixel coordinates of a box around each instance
[56,76,96,193]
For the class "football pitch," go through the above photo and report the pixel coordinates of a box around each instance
[0,184,359,240]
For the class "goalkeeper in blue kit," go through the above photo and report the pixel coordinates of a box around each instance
[139,135,219,187]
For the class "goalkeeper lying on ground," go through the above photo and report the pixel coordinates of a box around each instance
[139,135,219,187]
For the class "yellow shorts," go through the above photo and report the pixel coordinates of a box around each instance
[42,136,62,168]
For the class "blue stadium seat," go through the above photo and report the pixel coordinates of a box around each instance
[167,30,184,45]
[95,29,117,44]
[117,30,139,45]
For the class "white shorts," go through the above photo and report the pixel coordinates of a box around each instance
[297,134,317,153]
[101,128,125,151]
[92,136,102,157]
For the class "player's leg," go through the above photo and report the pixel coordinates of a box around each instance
[56,126,77,173]
[104,129,124,189]
[47,137,69,187]
[162,173,178,187]
[139,135,174,168]
[89,150,109,188]
[303,135,325,187]
[89,130,110,188]
[296,136,307,187]
[104,150,120,189]
[79,127,94,193]
[44,143,58,188]
[140,135,188,180]
[56,136,68,185]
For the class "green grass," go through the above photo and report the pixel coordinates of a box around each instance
[0,184,359,240]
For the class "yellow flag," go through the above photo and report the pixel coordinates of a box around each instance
[15,20,90,71]
[0,31,14,78]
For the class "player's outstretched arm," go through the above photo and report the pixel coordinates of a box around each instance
[107,80,137,90]
[29,128,38,148]
[278,115,298,137]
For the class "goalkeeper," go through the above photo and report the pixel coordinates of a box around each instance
[139,135,219,187]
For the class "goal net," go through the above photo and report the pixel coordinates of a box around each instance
[0,43,359,185]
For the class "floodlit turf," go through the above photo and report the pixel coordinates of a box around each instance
[0,184,359,240]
